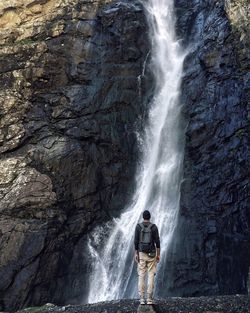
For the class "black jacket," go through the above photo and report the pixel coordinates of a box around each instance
[134,222,160,251]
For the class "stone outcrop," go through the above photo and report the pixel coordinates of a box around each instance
[12,296,250,313]
[0,0,150,311]
[162,0,249,298]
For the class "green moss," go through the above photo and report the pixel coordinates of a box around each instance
[0,37,43,48]
[15,38,37,45]
[16,304,56,313]
[235,128,245,138]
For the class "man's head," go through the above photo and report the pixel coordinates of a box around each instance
[143,210,151,221]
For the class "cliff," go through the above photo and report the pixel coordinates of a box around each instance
[162,0,250,298]
[0,0,150,310]
[0,0,249,311]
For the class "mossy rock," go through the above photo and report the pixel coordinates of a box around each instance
[16,303,58,313]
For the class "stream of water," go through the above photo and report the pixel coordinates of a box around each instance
[87,0,186,302]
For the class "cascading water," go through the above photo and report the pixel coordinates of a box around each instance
[87,0,186,302]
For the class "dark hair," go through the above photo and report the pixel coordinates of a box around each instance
[143,210,151,220]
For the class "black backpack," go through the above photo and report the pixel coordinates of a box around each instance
[139,222,154,253]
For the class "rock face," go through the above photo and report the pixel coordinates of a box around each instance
[0,0,249,311]
[161,0,249,298]
[0,0,150,311]
[14,296,250,313]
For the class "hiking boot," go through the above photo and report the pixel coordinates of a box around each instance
[140,298,146,305]
[147,298,154,305]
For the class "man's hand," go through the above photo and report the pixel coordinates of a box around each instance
[134,252,139,263]
[156,248,160,263]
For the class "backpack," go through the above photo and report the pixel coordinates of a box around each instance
[139,222,154,253]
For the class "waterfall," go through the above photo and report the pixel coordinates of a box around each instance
[87,0,186,302]
[137,51,150,99]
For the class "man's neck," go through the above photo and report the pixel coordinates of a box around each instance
[143,220,150,223]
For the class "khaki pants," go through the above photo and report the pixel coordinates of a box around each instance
[137,252,157,299]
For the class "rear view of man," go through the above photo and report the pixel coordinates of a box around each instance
[134,210,160,305]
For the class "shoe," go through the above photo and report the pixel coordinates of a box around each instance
[147,298,154,305]
[140,298,145,305]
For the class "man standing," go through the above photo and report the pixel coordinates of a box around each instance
[134,210,160,305]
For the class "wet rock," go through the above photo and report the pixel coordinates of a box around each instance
[137,304,156,313]
[164,0,250,298]
[0,0,151,311]
[13,295,250,313]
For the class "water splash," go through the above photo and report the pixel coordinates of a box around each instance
[87,0,186,302]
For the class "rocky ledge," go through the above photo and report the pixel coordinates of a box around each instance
[12,295,250,313]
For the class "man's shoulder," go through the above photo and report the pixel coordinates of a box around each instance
[135,222,158,229]
[151,223,158,230]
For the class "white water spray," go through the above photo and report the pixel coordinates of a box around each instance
[87,0,186,302]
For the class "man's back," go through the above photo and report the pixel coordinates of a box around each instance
[134,222,160,253]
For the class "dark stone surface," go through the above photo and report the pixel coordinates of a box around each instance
[161,0,250,298]
[14,296,250,313]
[0,0,151,311]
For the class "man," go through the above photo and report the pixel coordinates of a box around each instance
[134,210,160,305]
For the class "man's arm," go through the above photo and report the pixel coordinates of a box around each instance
[134,224,140,263]
[153,225,160,262]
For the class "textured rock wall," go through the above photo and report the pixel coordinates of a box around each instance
[0,0,150,311]
[162,0,249,297]
[0,0,249,310]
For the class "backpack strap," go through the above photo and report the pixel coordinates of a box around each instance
[147,223,154,230]
[139,222,155,233]
[139,222,146,229]
[139,222,154,228]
